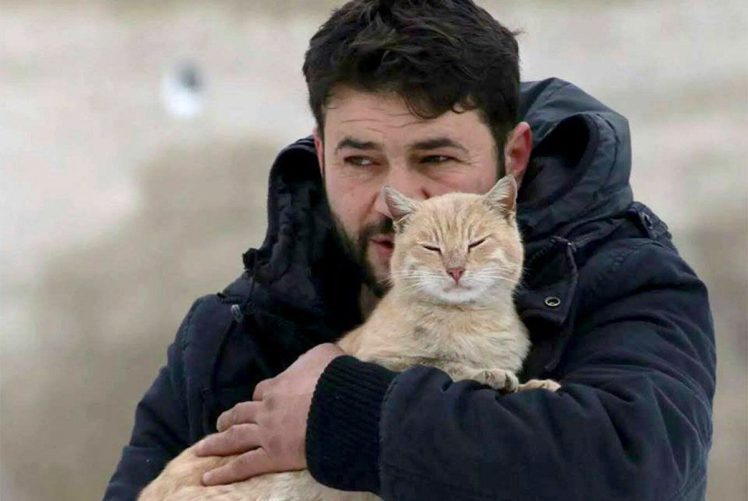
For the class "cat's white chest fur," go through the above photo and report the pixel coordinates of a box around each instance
[341,292,530,377]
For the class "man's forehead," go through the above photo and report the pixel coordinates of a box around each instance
[326,85,478,123]
[323,87,487,147]
[324,85,407,112]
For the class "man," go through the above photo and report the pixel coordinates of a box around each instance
[104,1,715,499]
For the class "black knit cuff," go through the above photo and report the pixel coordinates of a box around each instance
[306,355,398,494]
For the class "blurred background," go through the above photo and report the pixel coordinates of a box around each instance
[1,1,745,499]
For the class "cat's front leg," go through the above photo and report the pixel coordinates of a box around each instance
[464,371,561,393]
[518,379,561,392]
[461,368,519,393]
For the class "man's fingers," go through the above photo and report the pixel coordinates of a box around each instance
[252,379,272,401]
[216,401,260,432]
[201,448,276,486]
[194,423,261,457]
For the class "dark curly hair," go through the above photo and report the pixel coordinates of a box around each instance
[303,0,521,169]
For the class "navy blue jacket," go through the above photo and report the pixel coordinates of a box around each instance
[104,78,715,500]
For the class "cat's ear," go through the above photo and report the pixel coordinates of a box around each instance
[383,186,417,232]
[483,175,518,219]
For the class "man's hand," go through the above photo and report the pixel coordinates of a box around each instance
[194,343,345,486]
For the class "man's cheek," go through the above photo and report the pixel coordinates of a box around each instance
[368,245,390,278]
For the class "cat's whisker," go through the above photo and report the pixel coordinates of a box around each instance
[471,272,510,279]
[475,275,516,282]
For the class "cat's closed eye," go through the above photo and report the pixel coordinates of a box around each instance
[421,244,441,253]
[468,237,487,250]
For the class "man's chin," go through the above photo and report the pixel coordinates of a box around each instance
[368,277,391,298]
[364,251,392,297]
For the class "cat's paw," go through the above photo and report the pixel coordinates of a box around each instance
[471,369,519,393]
[518,379,561,392]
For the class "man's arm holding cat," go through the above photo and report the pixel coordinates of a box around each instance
[317,240,715,500]
[201,240,715,500]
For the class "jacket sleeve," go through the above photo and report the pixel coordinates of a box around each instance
[102,300,200,501]
[305,241,716,500]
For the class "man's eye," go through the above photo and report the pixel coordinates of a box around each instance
[344,156,375,167]
[422,155,453,164]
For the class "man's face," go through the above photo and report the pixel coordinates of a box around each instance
[314,85,529,296]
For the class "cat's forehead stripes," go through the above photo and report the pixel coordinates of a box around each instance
[414,194,496,245]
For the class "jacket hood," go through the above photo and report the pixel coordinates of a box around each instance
[226,78,635,331]
[517,78,633,243]
[234,138,365,334]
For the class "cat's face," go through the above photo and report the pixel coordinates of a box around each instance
[386,176,523,305]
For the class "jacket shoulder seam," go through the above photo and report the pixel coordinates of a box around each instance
[586,238,665,295]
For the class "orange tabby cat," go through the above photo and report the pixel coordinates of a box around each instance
[138,175,559,501]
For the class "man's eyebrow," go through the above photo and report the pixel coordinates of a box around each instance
[408,137,468,153]
[335,137,382,153]
[335,136,469,153]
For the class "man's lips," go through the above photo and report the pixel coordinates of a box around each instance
[371,236,394,246]
[371,236,395,255]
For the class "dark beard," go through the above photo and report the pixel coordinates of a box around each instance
[329,212,393,298]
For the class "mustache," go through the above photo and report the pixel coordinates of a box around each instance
[327,210,395,298]
[359,218,395,244]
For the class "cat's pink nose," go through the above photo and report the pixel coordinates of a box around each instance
[447,267,465,283]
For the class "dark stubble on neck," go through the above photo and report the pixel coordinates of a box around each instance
[329,212,393,298]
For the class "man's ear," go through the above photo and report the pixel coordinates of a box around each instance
[383,186,417,233]
[313,127,325,178]
[503,121,532,187]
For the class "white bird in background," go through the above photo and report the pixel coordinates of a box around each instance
[161,61,204,119]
